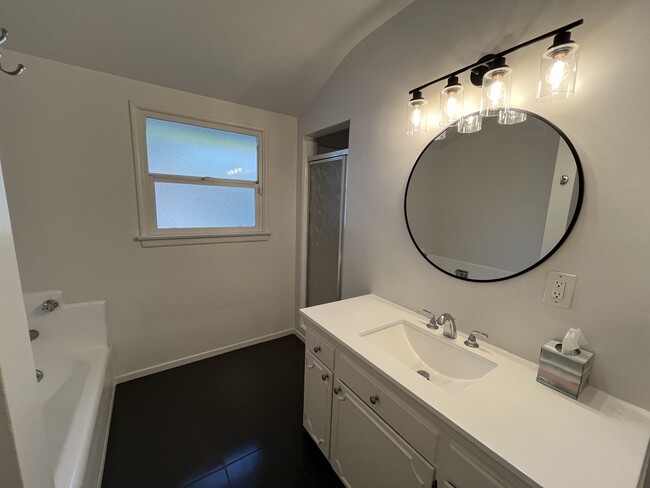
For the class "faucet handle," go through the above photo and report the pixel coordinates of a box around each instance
[420,309,438,329]
[464,330,488,348]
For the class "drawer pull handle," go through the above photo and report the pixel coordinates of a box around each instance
[333,386,341,394]
[322,373,329,381]
[313,346,321,353]
[369,395,379,405]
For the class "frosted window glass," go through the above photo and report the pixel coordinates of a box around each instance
[146,118,258,181]
[155,182,256,229]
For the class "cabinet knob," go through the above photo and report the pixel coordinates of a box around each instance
[313,346,321,353]
[369,395,379,405]
[321,373,329,381]
[333,386,341,394]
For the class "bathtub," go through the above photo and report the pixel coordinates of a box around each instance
[25,290,115,488]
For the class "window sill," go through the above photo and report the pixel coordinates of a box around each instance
[135,232,271,247]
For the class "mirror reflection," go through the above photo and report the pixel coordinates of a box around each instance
[405,110,582,282]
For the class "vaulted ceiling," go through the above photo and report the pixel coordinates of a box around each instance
[0,0,414,115]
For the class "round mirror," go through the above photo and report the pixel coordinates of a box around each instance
[405,110,583,282]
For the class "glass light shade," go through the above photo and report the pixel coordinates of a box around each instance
[480,67,512,117]
[498,110,527,125]
[536,43,579,101]
[457,114,482,134]
[439,85,464,127]
[406,96,428,135]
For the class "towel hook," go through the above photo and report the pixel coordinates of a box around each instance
[0,28,26,76]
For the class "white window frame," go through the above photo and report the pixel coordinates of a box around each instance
[129,103,270,247]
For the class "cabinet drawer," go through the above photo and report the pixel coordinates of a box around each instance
[336,352,440,465]
[306,328,335,370]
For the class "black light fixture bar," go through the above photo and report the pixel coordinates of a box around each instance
[408,19,584,95]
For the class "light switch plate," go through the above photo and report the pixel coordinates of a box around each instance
[543,271,576,308]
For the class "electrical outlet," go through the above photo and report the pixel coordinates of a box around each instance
[551,279,566,299]
[543,271,576,308]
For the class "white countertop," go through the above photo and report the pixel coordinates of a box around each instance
[300,294,650,488]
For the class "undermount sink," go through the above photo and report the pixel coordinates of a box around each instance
[361,321,496,392]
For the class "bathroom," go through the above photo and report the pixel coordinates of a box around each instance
[0,0,648,487]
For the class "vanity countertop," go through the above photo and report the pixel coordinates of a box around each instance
[300,294,650,488]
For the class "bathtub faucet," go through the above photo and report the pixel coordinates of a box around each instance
[42,299,59,312]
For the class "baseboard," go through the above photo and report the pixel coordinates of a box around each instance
[116,328,294,383]
[294,328,305,342]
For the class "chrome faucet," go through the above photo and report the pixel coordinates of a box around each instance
[41,299,59,312]
[436,313,457,339]
[29,329,40,341]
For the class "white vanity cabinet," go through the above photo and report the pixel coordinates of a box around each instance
[300,295,650,488]
[330,378,436,487]
[302,324,531,488]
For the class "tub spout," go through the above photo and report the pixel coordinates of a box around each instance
[29,329,40,341]
[35,370,44,383]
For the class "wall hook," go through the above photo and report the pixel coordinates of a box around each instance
[0,28,26,76]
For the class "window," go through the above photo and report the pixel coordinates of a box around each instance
[130,104,268,246]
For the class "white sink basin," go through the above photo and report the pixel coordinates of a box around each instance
[361,321,496,392]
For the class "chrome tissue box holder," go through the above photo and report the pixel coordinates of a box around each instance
[536,339,594,399]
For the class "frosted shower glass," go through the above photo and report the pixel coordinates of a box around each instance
[146,118,258,181]
[306,159,343,307]
[155,182,256,229]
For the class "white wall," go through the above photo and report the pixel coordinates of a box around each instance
[0,52,297,379]
[298,0,650,409]
[0,163,53,488]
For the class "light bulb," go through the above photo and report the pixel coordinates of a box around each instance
[446,95,458,118]
[546,57,570,91]
[487,77,505,104]
[411,105,423,128]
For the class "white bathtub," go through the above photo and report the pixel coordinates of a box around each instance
[26,291,115,488]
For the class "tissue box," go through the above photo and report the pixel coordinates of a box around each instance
[536,339,594,399]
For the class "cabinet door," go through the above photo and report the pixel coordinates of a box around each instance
[330,379,435,488]
[303,351,333,457]
[443,443,507,488]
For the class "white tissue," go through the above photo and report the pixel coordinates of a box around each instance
[561,327,588,354]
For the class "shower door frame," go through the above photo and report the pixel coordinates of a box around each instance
[299,149,348,313]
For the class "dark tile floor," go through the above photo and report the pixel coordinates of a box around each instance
[101,335,344,488]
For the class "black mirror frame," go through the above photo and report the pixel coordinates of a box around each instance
[404,109,584,283]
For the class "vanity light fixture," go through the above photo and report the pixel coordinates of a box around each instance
[406,19,583,135]
[406,90,428,135]
[536,31,580,101]
[480,56,512,117]
[439,76,464,126]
